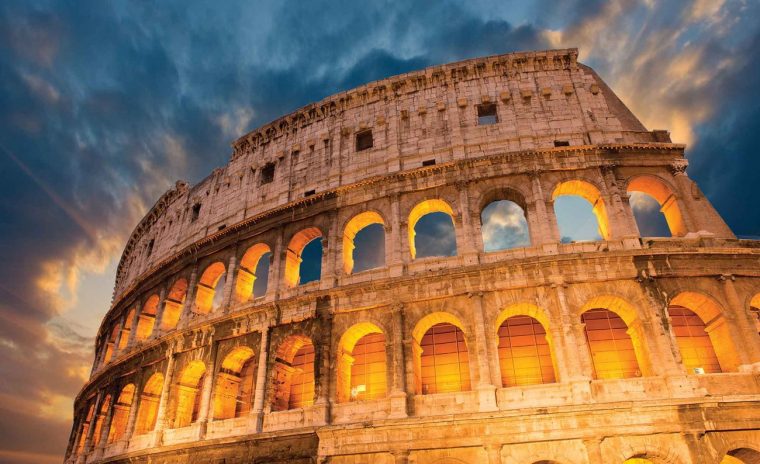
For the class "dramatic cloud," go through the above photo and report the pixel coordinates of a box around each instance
[0,0,758,461]
[481,200,531,252]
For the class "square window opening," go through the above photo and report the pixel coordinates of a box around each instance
[554,140,570,147]
[422,159,436,167]
[356,130,373,152]
[304,189,316,197]
[261,163,275,185]
[191,203,201,222]
[477,103,498,125]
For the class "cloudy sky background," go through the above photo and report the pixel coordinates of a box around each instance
[1,0,759,462]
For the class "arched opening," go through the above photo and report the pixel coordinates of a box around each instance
[235,244,271,302]
[581,308,641,379]
[173,361,206,428]
[722,447,760,463]
[667,305,721,374]
[284,228,323,287]
[119,308,135,350]
[272,335,315,411]
[481,199,530,252]
[76,404,95,453]
[213,347,256,420]
[91,394,111,448]
[195,262,226,314]
[336,323,387,403]
[102,325,120,364]
[497,315,556,387]
[552,180,609,242]
[160,278,187,330]
[343,211,386,274]
[670,292,741,372]
[107,384,134,443]
[134,373,164,435]
[408,199,457,259]
[412,313,471,395]
[627,176,686,237]
[135,295,159,340]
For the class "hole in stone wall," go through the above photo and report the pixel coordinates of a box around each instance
[477,103,498,125]
[356,129,373,151]
[260,163,275,184]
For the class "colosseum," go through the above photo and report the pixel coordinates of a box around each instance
[66,48,760,464]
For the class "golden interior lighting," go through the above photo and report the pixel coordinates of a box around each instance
[107,384,134,444]
[749,293,760,334]
[498,315,556,387]
[407,199,456,259]
[91,395,111,447]
[160,278,187,330]
[134,373,164,435]
[271,335,315,411]
[135,295,159,340]
[552,180,610,240]
[103,326,120,364]
[76,404,95,453]
[668,305,721,374]
[342,211,385,274]
[627,175,686,237]
[669,292,740,372]
[235,243,271,302]
[624,459,655,464]
[194,262,226,314]
[336,323,387,403]
[213,347,256,420]
[419,323,471,394]
[283,227,322,287]
[720,448,760,463]
[173,361,206,428]
[118,308,135,350]
[582,308,641,379]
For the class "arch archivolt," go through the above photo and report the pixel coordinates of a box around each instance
[472,181,532,213]
[235,242,272,302]
[342,209,387,274]
[625,174,686,237]
[407,198,458,260]
[283,226,324,287]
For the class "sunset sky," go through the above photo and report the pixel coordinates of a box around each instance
[1,1,759,462]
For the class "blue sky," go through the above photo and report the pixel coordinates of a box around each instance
[0,1,759,462]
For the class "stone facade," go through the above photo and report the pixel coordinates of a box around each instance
[66,49,760,464]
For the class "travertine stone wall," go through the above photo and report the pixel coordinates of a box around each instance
[67,49,760,464]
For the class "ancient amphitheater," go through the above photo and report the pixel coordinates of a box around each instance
[66,48,760,464]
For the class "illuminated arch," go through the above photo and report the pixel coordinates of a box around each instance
[107,384,135,443]
[102,325,120,364]
[135,295,159,340]
[479,188,531,252]
[343,211,386,274]
[336,322,387,403]
[173,361,206,428]
[627,175,686,237]
[195,262,226,314]
[495,303,557,386]
[213,346,256,420]
[408,199,456,259]
[552,179,610,240]
[235,243,271,302]
[580,296,647,379]
[91,394,111,447]
[412,312,471,394]
[119,308,135,350]
[76,403,95,453]
[160,278,187,330]
[722,447,760,463]
[272,335,315,411]
[134,372,164,435]
[670,292,741,372]
[283,227,323,287]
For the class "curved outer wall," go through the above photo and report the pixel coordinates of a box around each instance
[67,49,760,464]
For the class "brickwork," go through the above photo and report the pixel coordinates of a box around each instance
[67,49,760,464]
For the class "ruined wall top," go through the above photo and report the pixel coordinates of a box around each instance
[111,47,668,303]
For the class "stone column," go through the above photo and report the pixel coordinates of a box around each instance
[457,181,480,265]
[251,325,270,432]
[388,193,404,277]
[600,165,639,240]
[111,315,128,357]
[81,390,105,457]
[269,231,284,301]
[93,388,116,457]
[313,302,333,425]
[320,211,340,290]
[485,444,502,464]
[197,338,218,437]
[151,287,168,338]
[151,352,176,446]
[529,172,559,246]
[720,275,760,367]
[179,265,199,325]
[123,369,145,443]
[554,284,592,380]
[388,304,408,418]
[221,254,237,311]
[584,438,604,464]
[126,300,143,348]
[468,293,498,411]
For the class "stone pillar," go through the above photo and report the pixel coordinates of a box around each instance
[388,193,404,277]
[529,172,559,246]
[126,300,142,348]
[554,284,592,380]
[123,370,145,443]
[179,265,199,325]
[151,287,168,338]
[720,275,760,367]
[388,304,408,418]
[269,231,284,301]
[584,438,604,464]
[81,390,105,457]
[600,165,639,240]
[313,302,333,425]
[151,352,176,446]
[468,293,498,411]
[197,338,218,437]
[457,181,480,265]
[221,254,237,311]
[486,444,502,464]
[320,211,340,290]
[111,316,127,357]
[93,389,116,457]
[251,326,270,432]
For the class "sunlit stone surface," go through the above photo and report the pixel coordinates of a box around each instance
[67,48,760,464]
